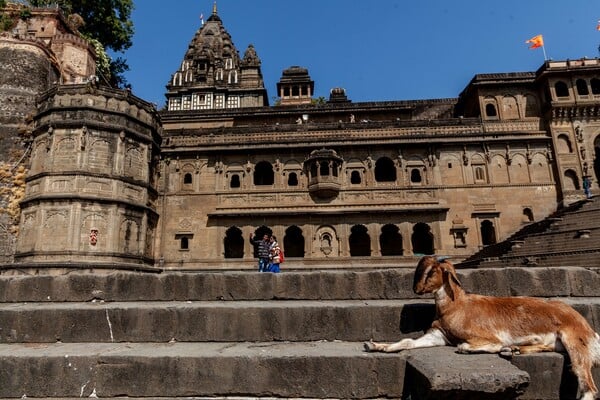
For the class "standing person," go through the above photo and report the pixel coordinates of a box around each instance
[269,243,282,273]
[267,235,279,272]
[249,232,270,272]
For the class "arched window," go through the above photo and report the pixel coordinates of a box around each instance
[576,79,589,96]
[523,208,534,223]
[375,157,396,182]
[591,78,600,95]
[480,220,497,246]
[320,161,330,176]
[183,173,193,185]
[350,170,361,184]
[410,168,422,184]
[564,169,580,191]
[474,165,487,183]
[254,161,274,185]
[411,223,434,255]
[555,81,569,98]
[288,172,298,186]
[284,225,305,257]
[485,103,497,118]
[224,226,244,258]
[230,174,240,188]
[557,134,573,154]
[349,225,371,256]
[380,224,403,256]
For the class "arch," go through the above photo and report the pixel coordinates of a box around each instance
[319,161,330,176]
[595,140,600,188]
[284,225,305,257]
[287,172,298,186]
[485,103,497,118]
[523,207,534,223]
[224,226,244,258]
[350,170,362,184]
[531,153,550,183]
[253,161,274,185]
[349,224,371,256]
[576,79,589,96]
[183,172,193,185]
[555,81,569,98]
[314,225,339,257]
[230,174,240,188]
[410,168,422,184]
[480,220,497,246]
[252,225,272,258]
[411,223,434,255]
[54,137,78,169]
[557,134,573,154]
[564,169,580,190]
[375,157,397,182]
[88,139,112,173]
[502,96,519,119]
[509,154,529,184]
[592,78,600,95]
[524,94,538,117]
[490,154,509,184]
[439,154,463,185]
[125,146,144,180]
[380,224,403,256]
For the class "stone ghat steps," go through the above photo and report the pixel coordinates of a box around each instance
[0,342,593,400]
[0,299,430,343]
[3,266,600,302]
[3,298,600,344]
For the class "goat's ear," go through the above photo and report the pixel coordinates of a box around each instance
[440,261,461,300]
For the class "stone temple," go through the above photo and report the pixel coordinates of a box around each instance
[0,3,598,272]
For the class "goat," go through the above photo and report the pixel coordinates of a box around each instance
[364,256,600,400]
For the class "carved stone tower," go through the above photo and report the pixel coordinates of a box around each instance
[165,3,267,111]
[15,85,161,270]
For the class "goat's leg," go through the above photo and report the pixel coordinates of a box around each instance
[560,331,598,400]
[364,328,447,353]
[457,339,506,354]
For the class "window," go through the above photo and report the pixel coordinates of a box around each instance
[230,174,240,188]
[349,225,371,256]
[592,78,600,95]
[183,173,192,185]
[226,96,239,108]
[175,234,193,250]
[480,220,497,246]
[474,166,486,183]
[410,168,422,184]
[375,157,397,182]
[168,97,182,111]
[182,95,191,110]
[192,94,207,109]
[485,103,497,118]
[576,79,589,96]
[254,161,274,185]
[555,81,569,98]
[287,172,298,186]
[214,94,224,108]
[319,161,330,176]
[350,170,361,184]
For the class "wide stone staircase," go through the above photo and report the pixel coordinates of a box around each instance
[2,264,600,399]
[459,197,600,269]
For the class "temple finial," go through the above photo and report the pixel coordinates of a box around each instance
[212,1,217,16]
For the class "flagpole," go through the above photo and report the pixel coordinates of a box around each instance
[542,45,548,61]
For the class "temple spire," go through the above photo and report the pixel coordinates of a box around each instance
[212,1,217,16]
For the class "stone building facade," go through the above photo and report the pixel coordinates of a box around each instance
[2,5,599,271]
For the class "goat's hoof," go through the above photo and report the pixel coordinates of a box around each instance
[363,341,376,352]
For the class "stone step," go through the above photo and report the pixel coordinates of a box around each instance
[0,342,595,400]
[0,299,434,343]
[2,298,600,344]
[2,266,600,302]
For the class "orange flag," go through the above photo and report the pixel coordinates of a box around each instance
[526,34,544,49]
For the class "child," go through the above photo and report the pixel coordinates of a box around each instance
[270,244,282,273]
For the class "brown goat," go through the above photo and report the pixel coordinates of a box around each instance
[364,256,600,400]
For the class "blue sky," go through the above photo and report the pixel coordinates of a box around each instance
[123,0,600,108]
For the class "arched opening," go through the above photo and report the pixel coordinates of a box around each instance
[592,78,600,95]
[410,168,422,184]
[576,79,589,96]
[594,144,600,188]
[287,172,298,186]
[254,161,274,185]
[350,170,361,184]
[557,134,573,154]
[485,103,497,118]
[349,224,371,256]
[183,173,193,185]
[564,169,580,191]
[224,226,244,258]
[480,220,497,246]
[411,223,434,255]
[523,208,534,223]
[319,161,330,176]
[284,225,305,257]
[380,224,403,256]
[230,174,241,188]
[375,157,397,182]
[252,226,272,258]
[555,81,569,98]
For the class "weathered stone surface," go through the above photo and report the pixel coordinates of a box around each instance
[403,347,529,400]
